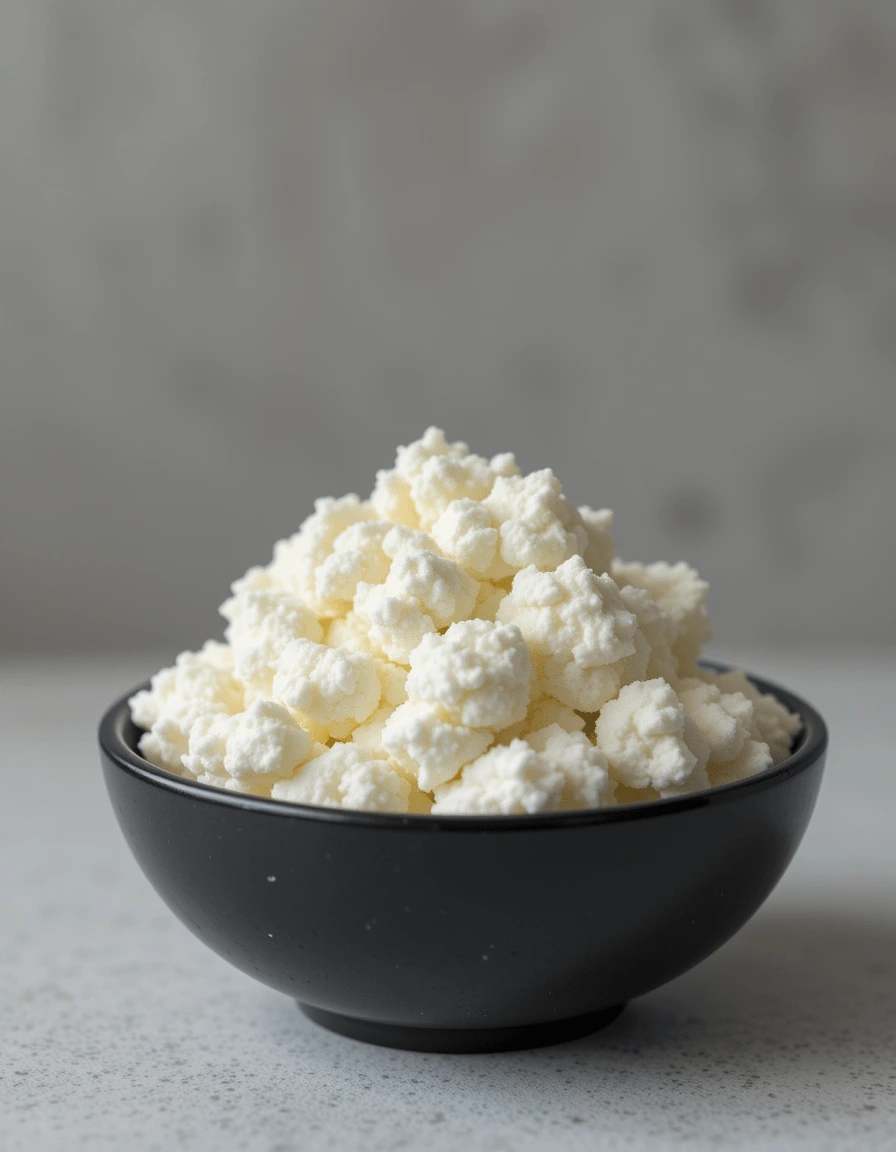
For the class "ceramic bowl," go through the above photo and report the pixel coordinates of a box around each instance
[98,664,826,1053]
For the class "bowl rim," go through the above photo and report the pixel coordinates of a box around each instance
[99,661,827,832]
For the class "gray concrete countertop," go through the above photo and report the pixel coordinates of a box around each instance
[2,652,894,1151]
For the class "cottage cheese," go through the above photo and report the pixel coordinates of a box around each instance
[221,589,323,693]
[404,620,531,731]
[594,678,707,794]
[381,702,492,791]
[130,428,801,813]
[270,743,412,813]
[431,740,565,815]
[496,557,643,712]
[183,698,317,794]
[272,639,381,737]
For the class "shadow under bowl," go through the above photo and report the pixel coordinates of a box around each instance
[98,664,827,1053]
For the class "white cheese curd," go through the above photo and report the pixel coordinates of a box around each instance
[611,559,712,673]
[431,740,565,815]
[482,469,588,579]
[129,642,244,774]
[271,744,412,813]
[381,702,493,791]
[677,677,756,766]
[470,580,506,622]
[272,639,381,738]
[431,499,500,575]
[702,668,802,764]
[353,547,478,664]
[266,495,377,615]
[617,584,678,684]
[131,428,801,812]
[350,707,394,758]
[593,678,709,795]
[404,619,531,731]
[313,520,394,614]
[524,698,586,736]
[183,698,317,795]
[220,588,323,693]
[496,557,643,712]
[524,725,615,810]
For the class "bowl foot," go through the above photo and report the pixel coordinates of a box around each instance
[298,1002,626,1053]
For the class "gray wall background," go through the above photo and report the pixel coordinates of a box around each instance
[1,0,894,653]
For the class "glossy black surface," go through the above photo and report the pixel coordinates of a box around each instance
[99,667,826,1053]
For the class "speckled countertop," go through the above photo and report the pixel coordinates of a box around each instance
[2,653,894,1151]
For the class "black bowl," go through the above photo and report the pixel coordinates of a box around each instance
[99,665,826,1053]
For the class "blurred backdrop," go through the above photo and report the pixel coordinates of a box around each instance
[1,0,894,653]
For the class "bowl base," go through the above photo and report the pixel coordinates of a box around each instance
[298,1002,626,1053]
